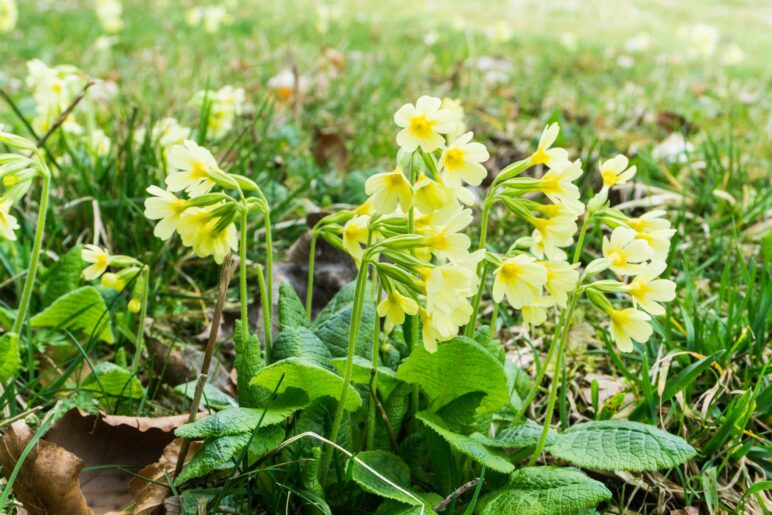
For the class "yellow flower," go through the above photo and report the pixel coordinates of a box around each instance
[441,97,466,141]
[82,244,110,280]
[492,255,548,309]
[0,198,19,241]
[536,160,584,214]
[394,95,455,152]
[414,175,456,214]
[544,260,580,307]
[100,272,125,290]
[128,299,141,313]
[599,154,636,189]
[192,86,245,138]
[94,0,123,33]
[178,207,238,264]
[626,261,676,315]
[439,132,489,187]
[626,210,675,261]
[530,214,577,259]
[165,140,221,197]
[144,185,190,240]
[420,204,473,262]
[364,168,413,213]
[0,0,17,33]
[522,296,555,327]
[602,226,653,276]
[377,289,418,332]
[342,214,370,262]
[529,123,570,169]
[608,307,652,352]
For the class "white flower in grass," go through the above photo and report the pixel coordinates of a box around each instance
[394,96,455,152]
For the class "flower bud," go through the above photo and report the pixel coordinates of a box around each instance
[584,258,610,276]
[128,299,141,313]
[586,289,613,313]
[586,188,608,214]
[101,272,125,290]
[0,132,35,151]
[231,174,259,192]
[588,280,628,293]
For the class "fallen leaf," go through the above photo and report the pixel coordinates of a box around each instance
[312,128,348,171]
[129,439,201,515]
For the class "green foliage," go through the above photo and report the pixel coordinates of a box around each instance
[478,467,612,515]
[0,333,20,382]
[41,245,83,306]
[475,421,556,449]
[174,381,238,409]
[278,282,310,329]
[546,420,697,471]
[250,357,362,411]
[396,337,508,414]
[271,326,333,366]
[81,362,145,400]
[350,451,429,507]
[30,286,114,343]
[233,320,264,408]
[331,356,402,399]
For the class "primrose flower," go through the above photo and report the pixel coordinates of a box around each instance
[165,140,221,197]
[144,186,190,240]
[364,167,413,213]
[0,0,17,33]
[599,155,637,189]
[100,272,125,291]
[192,85,245,139]
[522,296,555,327]
[142,117,191,149]
[626,261,676,315]
[441,97,466,141]
[394,96,455,152]
[82,245,110,280]
[342,215,370,262]
[413,175,456,214]
[608,307,653,352]
[377,289,418,332]
[177,207,238,264]
[439,132,489,188]
[529,123,571,169]
[602,226,654,276]
[544,260,580,308]
[420,204,473,262]
[536,160,584,214]
[530,213,577,259]
[186,5,233,34]
[0,198,19,241]
[94,0,123,33]
[626,210,675,260]
[492,254,548,309]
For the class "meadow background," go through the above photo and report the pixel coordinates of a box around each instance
[0,0,770,513]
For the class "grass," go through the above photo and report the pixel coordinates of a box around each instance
[0,0,770,513]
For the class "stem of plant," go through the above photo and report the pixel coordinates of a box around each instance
[130,267,150,404]
[174,254,236,479]
[239,209,249,346]
[367,281,383,451]
[318,257,369,485]
[262,208,273,348]
[305,229,318,319]
[464,197,492,337]
[256,264,271,364]
[406,153,420,422]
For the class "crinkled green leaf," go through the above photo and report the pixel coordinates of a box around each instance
[176,425,285,484]
[233,319,264,408]
[396,337,508,414]
[174,381,238,409]
[30,286,114,343]
[350,451,428,507]
[416,410,514,473]
[546,420,697,471]
[0,332,20,382]
[478,467,612,515]
[279,282,310,329]
[250,357,362,411]
[312,280,358,326]
[473,420,556,449]
[313,301,374,360]
[272,326,333,367]
[81,362,145,399]
[176,390,309,439]
[42,245,83,306]
[331,356,402,399]
[375,499,440,515]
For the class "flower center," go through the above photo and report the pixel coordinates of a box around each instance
[444,147,465,169]
[607,249,626,267]
[408,115,435,139]
[601,169,619,187]
[189,161,209,179]
[500,262,521,280]
[531,146,549,165]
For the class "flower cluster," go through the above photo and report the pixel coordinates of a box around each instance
[185,4,233,34]
[0,132,45,242]
[81,245,144,312]
[191,86,245,139]
[0,0,17,33]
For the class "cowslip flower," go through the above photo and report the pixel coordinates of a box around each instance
[413,175,456,214]
[492,254,548,309]
[536,160,584,214]
[626,210,675,260]
[177,207,238,264]
[522,296,555,327]
[626,261,676,315]
[0,0,17,33]
[529,123,570,169]
[608,307,653,352]
[599,155,636,189]
[364,168,413,213]
[94,0,123,33]
[165,140,221,197]
[377,289,418,332]
[441,97,466,141]
[394,96,454,152]
[420,204,473,262]
[544,260,580,307]
[439,132,489,188]
[530,214,577,259]
[144,186,190,240]
[82,245,110,280]
[192,86,245,139]
[342,215,370,262]
[602,226,654,276]
[0,198,19,240]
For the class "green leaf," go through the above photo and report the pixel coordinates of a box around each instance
[81,362,145,399]
[272,326,333,367]
[313,300,374,360]
[0,332,20,382]
[250,357,362,412]
[176,425,285,484]
[396,337,508,414]
[473,420,555,449]
[312,280,359,326]
[233,319,264,409]
[546,420,697,471]
[416,410,514,473]
[30,286,114,343]
[478,467,612,515]
[350,451,428,507]
[174,381,238,409]
[331,356,402,399]
[176,391,308,439]
[279,282,310,329]
[42,245,83,306]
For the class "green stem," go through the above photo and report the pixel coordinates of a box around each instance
[318,258,369,485]
[11,172,50,335]
[130,268,150,401]
[262,208,273,352]
[256,264,271,364]
[406,153,420,422]
[529,292,579,465]
[239,209,249,346]
[306,230,318,319]
[572,215,590,264]
[464,198,492,337]
[367,281,383,450]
